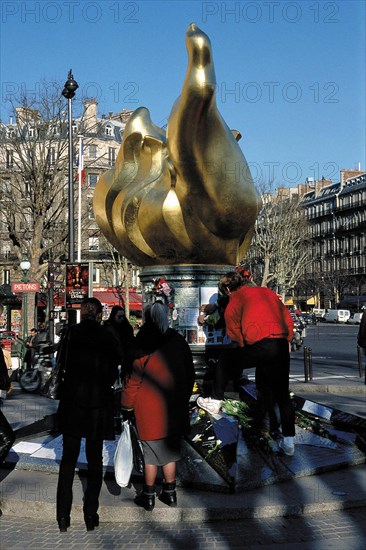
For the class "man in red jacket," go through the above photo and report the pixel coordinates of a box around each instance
[198,271,296,456]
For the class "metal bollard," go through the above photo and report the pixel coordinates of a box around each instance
[357,346,363,378]
[308,347,313,381]
[303,346,313,383]
[303,346,309,383]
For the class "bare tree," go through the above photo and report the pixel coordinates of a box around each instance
[0,83,75,268]
[0,83,74,332]
[99,241,132,318]
[245,183,311,298]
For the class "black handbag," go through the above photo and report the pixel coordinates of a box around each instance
[42,329,69,400]
[0,372,11,391]
[128,419,144,474]
[0,409,15,464]
[41,361,65,399]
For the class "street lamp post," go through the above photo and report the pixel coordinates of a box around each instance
[20,258,31,344]
[62,70,79,263]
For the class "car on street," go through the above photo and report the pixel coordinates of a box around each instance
[0,330,18,354]
[312,308,326,321]
[347,312,363,324]
[324,309,351,323]
[302,313,318,325]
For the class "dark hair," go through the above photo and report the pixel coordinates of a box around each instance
[218,272,243,295]
[80,297,102,320]
[108,305,125,323]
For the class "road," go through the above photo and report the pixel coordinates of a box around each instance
[299,323,360,368]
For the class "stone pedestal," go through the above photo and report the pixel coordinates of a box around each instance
[139,265,233,375]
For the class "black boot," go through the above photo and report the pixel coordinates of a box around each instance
[57,516,70,532]
[84,512,99,531]
[134,484,155,511]
[159,481,177,507]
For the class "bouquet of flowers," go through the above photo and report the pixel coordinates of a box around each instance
[221,399,252,430]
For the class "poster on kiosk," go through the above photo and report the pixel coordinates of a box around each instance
[65,263,89,309]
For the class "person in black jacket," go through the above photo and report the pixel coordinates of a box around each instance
[103,305,134,379]
[0,347,15,517]
[56,298,119,533]
[358,312,366,349]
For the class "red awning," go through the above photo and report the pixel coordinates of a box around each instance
[93,289,142,311]
[37,289,142,311]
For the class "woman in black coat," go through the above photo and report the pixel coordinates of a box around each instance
[103,305,134,378]
[56,298,119,532]
[0,348,15,517]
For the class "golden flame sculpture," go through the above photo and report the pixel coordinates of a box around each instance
[94,23,261,266]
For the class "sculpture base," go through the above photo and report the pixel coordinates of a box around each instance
[140,265,233,374]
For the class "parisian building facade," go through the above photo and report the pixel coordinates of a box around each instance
[0,96,365,331]
[300,170,366,310]
[0,99,140,332]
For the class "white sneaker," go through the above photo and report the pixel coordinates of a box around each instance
[196,396,222,415]
[279,436,295,456]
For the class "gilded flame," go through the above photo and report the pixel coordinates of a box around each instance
[94,23,261,266]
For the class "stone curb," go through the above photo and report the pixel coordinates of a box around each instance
[2,493,365,523]
[290,383,366,394]
[1,464,366,522]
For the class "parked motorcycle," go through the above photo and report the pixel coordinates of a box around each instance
[290,313,306,351]
[19,343,55,393]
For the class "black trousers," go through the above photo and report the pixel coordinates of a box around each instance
[56,434,104,519]
[213,338,295,437]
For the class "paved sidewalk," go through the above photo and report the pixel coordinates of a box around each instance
[1,351,365,529]
[1,506,365,549]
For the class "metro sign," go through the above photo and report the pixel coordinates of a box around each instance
[11,282,40,293]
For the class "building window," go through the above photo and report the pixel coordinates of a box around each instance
[105,124,113,136]
[88,173,98,188]
[108,147,116,165]
[88,145,97,159]
[89,237,99,251]
[0,178,11,200]
[6,150,13,168]
[28,127,36,138]
[88,200,95,220]
[131,267,140,288]
[48,148,56,165]
[92,266,100,284]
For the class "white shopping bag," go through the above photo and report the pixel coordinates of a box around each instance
[114,420,133,487]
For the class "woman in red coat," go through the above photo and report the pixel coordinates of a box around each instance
[121,302,195,511]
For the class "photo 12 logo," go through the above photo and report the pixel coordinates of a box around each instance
[201,2,340,24]
[247,161,340,185]
[2,80,140,106]
[1,1,140,24]
[218,81,339,104]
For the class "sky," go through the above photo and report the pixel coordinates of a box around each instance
[1,0,365,187]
